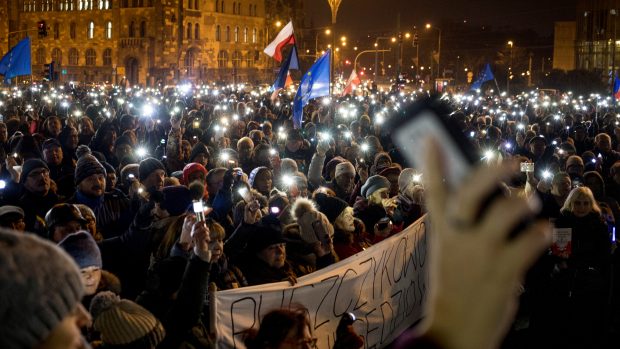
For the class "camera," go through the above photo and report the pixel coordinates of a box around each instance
[193,200,206,222]
[520,162,535,173]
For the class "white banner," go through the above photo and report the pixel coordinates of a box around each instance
[213,216,429,349]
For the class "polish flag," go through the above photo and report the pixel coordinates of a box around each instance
[341,69,361,96]
[264,21,295,62]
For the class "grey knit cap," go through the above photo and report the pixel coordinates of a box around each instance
[0,229,84,348]
[361,175,391,199]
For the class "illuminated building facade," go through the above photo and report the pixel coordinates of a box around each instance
[574,0,620,71]
[1,0,293,85]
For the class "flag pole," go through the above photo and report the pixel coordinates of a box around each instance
[493,78,501,96]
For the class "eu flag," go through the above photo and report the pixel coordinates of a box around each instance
[272,45,299,91]
[470,63,495,91]
[0,37,32,84]
[614,74,620,100]
[292,49,331,129]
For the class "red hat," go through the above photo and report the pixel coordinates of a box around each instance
[182,162,208,185]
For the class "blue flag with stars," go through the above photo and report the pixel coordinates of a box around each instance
[0,37,31,84]
[293,49,331,129]
[470,63,494,91]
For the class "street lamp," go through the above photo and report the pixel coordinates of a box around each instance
[425,23,442,82]
[275,21,282,28]
[374,36,393,80]
[507,40,514,95]
[327,0,344,97]
[314,28,331,58]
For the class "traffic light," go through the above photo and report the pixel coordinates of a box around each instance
[413,33,419,47]
[43,62,54,81]
[38,21,47,37]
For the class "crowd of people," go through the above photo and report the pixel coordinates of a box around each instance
[0,81,619,348]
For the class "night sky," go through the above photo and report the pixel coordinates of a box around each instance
[305,0,578,37]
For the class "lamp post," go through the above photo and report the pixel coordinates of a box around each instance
[507,40,513,95]
[611,9,617,98]
[374,36,391,82]
[315,28,331,58]
[425,24,441,82]
[327,0,343,97]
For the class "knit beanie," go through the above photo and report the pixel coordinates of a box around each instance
[114,135,132,149]
[139,157,166,181]
[314,192,349,222]
[361,175,390,199]
[325,156,346,179]
[90,291,166,347]
[398,168,417,193]
[249,166,270,188]
[19,158,49,184]
[76,144,92,158]
[292,197,334,244]
[0,228,84,348]
[75,154,106,185]
[189,142,210,163]
[182,162,208,185]
[58,231,102,269]
[335,161,355,179]
[160,185,192,216]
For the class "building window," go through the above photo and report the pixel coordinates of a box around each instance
[36,47,46,65]
[185,49,196,75]
[245,52,252,67]
[187,0,192,9]
[194,0,198,10]
[252,27,257,43]
[85,48,96,65]
[105,21,112,39]
[232,51,241,68]
[232,2,236,14]
[248,4,252,16]
[52,48,62,65]
[243,27,248,43]
[195,24,200,39]
[103,48,112,66]
[218,50,228,68]
[88,21,94,39]
[70,22,76,39]
[226,26,230,42]
[53,23,60,39]
[215,25,221,41]
[140,21,147,37]
[221,0,225,13]
[129,21,136,37]
[69,48,79,65]
[186,23,192,39]
[234,26,239,43]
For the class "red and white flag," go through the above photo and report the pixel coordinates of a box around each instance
[341,69,361,96]
[264,21,295,62]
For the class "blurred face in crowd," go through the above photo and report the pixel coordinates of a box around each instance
[78,173,106,197]
[115,144,133,162]
[575,128,586,141]
[47,118,62,137]
[584,176,603,198]
[207,171,225,197]
[572,195,593,218]
[52,221,83,243]
[106,171,117,191]
[529,139,546,158]
[79,118,94,135]
[193,152,209,167]
[142,169,165,191]
[36,303,91,349]
[552,175,572,198]
[188,170,206,184]
[81,266,102,296]
[335,172,355,194]
[66,126,79,150]
[43,145,63,166]
[263,124,272,137]
[0,123,7,142]
[386,172,400,197]
[257,243,286,269]
[238,141,254,161]
[286,138,303,152]
[335,207,355,232]
[24,167,51,195]
[103,130,117,149]
[254,170,273,194]
[596,134,612,153]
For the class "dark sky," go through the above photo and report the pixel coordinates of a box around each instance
[305,0,578,37]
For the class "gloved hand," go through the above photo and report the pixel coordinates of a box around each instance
[316,138,331,156]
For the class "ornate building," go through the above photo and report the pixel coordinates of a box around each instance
[2,0,281,85]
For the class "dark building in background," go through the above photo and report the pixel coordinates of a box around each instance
[1,0,303,85]
[571,0,620,71]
